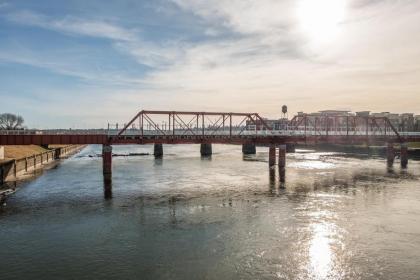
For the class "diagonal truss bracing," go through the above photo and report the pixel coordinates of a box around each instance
[115,110,273,140]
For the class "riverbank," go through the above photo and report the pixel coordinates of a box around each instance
[0,144,85,187]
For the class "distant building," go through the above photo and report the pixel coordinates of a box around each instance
[356,111,370,117]
[246,109,420,131]
[318,110,352,116]
[400,113,415,131]
[246,118,288,131]
[415,115,420,131]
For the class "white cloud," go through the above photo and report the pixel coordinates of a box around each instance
[171,0,296,35]
[3,0,420,126]
[4,10,187,70]
[131,0,420,116]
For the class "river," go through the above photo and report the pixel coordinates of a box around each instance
[1,144,420,280]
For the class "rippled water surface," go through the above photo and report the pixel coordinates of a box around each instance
[1,144,420,280]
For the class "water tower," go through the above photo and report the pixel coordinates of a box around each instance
[281,105,288,119]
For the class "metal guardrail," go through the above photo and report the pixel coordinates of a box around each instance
[2,129,420,137]
[0,129,108,135]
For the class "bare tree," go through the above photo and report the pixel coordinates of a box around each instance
[0,113,25,130]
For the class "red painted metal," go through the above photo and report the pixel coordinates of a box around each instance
[115,110,272,139]
[1,132,419,146]
[1,110,420,146]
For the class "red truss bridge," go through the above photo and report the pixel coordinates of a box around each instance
[2,110,420,145]
[1,110,420,181]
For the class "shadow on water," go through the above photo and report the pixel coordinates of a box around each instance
[168,196,177,226]
[103,176,112,200]
[153,158,163,166]
[200,155,212,161]
[268,168,276,194]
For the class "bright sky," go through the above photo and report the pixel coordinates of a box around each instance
[1,0,420,128]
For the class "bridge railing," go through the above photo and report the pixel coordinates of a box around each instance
[0,129,108,135]
[2,129,420,137]
[111,128,420,137]
[1,112,419,140]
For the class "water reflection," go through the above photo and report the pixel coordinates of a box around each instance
[168,196,177,226]
[279,181,286,190]
[200,155,212,161]
[269,168,276,193]
[103,175,112,199]
[154,158,163,166]
[308,222,334,280]
[279,167,286,183]
[2,145,420,280]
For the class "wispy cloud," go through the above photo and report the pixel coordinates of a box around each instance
[2,0,420,127]
[0,2,8,9]
[6,10,137,41]
[4,10,188,69]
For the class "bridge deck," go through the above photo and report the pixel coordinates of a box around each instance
[1,110,420,145]
[1,132,419,145]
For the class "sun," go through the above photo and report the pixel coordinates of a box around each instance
[297,0,347,44]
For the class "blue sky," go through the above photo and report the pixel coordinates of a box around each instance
[1,0,420,128]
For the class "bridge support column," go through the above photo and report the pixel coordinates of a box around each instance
[387,143,395,167]
[102,144,112,177]
[242,143,256,155]
[278,145,286,182]
[269,146,276,167]
[401,143,408,168]
[0,146,4,160]
[200,143,212,156]
[154,143,163,158]
[286,143,296,153]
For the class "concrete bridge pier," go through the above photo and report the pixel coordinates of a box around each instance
[102,144,112,177]
[154,143,163,158]
[278,145,286,182]
[200,143,212,156]
[269,146,276,167]
[242,143,256,155]
[387,143,395,167]
[401,143,408,168]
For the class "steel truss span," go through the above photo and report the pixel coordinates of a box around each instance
[1,110,420,145]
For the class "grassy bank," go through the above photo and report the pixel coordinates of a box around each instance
[2,145,49,161]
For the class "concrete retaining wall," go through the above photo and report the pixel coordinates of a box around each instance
[0,145,84,184]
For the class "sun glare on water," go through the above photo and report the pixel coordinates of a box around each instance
[297,0,347,44]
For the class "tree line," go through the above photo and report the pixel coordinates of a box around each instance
[0,113,25,130]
